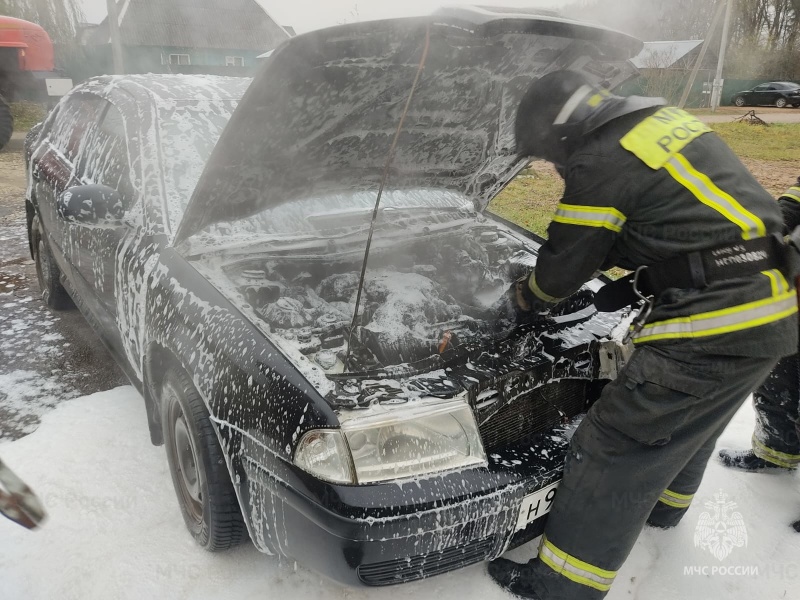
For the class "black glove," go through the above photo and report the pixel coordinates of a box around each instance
[511,274,554,313]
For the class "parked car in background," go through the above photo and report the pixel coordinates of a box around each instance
[731,81,800,108]
[25,8,639,586]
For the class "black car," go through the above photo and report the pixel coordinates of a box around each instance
[25,8,639,587]
[731,81,800,108]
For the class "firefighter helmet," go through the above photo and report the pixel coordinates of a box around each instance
[515,70,666,165]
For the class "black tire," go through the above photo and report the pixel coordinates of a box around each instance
[0,96,12,151]
[776,97,788,108]
[160,367,248,551]
[31,214,73,310]
[733,96,746,107]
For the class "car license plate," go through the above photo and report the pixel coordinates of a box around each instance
[515,481,560,532]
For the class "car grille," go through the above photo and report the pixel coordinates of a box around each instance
[357,537,495,586]
[477,380,589,449]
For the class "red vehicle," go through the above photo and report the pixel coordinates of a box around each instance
[0,16,72,149]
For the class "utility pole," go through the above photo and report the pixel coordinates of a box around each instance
[106,0,125,74]
[678,0,727,109]
[710,0,734,112]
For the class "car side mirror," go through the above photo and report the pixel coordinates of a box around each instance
[58,184,125,225]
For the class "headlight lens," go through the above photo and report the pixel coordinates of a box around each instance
[293,401,486,484]
[293,429,353,484]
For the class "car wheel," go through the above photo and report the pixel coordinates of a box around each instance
[161,366,248,551]
[734,96,746,107]
[776,97,788,108]
[32,215,73,310]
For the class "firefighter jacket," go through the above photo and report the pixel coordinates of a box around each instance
[530,106,797,356]
[778,179,800,232]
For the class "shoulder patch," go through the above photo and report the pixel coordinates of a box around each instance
[620,107,712,170]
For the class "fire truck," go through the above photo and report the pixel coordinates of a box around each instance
[0,16,73,150]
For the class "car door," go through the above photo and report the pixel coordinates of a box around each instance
[68,100,140,347]
[31,93,105,293]
[750,84,772,106]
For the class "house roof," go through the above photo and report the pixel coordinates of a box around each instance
[85,0,290,51]
[631,40,704,69]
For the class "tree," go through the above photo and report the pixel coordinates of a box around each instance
[562,0,800,79]
[561,0,718,41]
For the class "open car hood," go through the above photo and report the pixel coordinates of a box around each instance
[174,7,642,244]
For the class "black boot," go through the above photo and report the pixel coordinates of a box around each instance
[718,449,793,472]
[792,519,800,533]
[488,558,543,599]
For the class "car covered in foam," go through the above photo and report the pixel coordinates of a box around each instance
[25,7,640,586]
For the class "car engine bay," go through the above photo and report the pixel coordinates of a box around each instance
[219,222,597,376]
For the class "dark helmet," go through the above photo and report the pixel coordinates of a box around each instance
[515,70,666,165]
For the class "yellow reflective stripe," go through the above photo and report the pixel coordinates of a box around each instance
[658,489,694,509]
[782,188,800,203]
[763,270,779,297]
[634,291,797,343]
[538,535,616,592]
[664,154,766,240]
[752,435,800,468]
[762,269,789,297]
[528,273,564,303]
[553,204,627,233]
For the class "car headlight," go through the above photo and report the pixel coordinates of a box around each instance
[293,400,486,484]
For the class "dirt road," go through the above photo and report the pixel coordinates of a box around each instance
[0,148,125,441]
[697,106,800,123]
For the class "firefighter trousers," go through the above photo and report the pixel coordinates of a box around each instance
[524,345,778,599]
[751,352,800,468]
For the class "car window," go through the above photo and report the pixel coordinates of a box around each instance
[36,105,61,142]
[78,102,135,213]
[157,99,241,230]
[48,94,105,164]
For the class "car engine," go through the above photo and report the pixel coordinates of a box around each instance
[223,224,592,374]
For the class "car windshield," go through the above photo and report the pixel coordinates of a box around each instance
[184,188,477,253]
[157,98,242,231]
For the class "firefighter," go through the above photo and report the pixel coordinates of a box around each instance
[489,70,798,600]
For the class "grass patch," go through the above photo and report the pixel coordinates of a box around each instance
[488,165,564,238]
[10,101,47,132]
[710,122,800,161]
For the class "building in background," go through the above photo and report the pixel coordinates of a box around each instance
[80,0,291,77]
[621,40,718,107]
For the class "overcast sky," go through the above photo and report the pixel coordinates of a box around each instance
[79,0,561,33]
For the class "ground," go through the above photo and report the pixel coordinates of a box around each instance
[0,148,126,441]
[1,387,799,599]
[1,108,799,598]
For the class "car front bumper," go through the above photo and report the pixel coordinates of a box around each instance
[239,426,573,586]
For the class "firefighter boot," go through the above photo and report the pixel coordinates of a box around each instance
[718,448,795,472]
[488,558,543,599]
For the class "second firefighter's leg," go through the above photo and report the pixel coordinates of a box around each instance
[720,353,800,470]
[753,353,800,466]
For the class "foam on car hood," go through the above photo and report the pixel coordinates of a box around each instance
[174,7,642,244]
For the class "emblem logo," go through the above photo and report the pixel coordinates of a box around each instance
[693,490,748,561]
